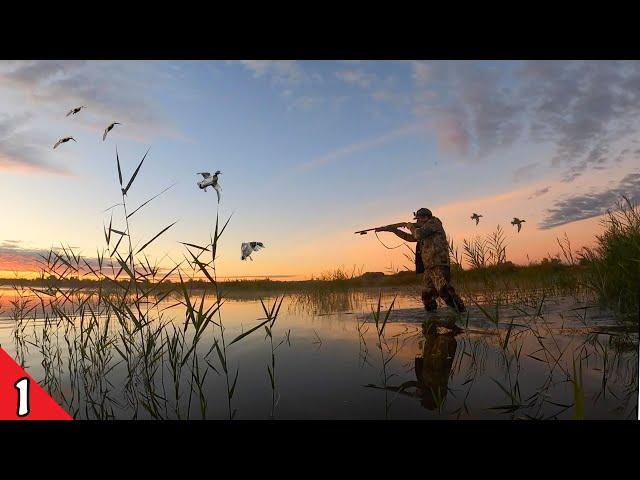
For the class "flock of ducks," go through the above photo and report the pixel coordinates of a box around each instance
[54,105,266,263]
[53,105,121,148]
[471,212,526,233]
[196,171,222,202]
[53,105,525,262]
[195,171,265,260]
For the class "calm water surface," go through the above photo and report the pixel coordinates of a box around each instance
[0,286,637,419]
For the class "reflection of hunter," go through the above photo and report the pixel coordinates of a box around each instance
[415,333,457,410]
[373,208,466,315]
[366,333,457,411]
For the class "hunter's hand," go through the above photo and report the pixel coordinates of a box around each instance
[404,222,416,231]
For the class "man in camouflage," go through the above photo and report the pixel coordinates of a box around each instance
[377,208,466,314]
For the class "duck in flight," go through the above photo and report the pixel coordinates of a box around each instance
[241,242,265,261]
[66,106,85,117]
[196,171,222,203]
[103,122,121,141]
[511,217,526,233]
[471,213,483,225]
[53,136,76,149]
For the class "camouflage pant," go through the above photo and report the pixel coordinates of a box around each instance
[421,266,466,313]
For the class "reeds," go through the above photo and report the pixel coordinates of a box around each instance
[3,147,283,419]
[580,196,640,319]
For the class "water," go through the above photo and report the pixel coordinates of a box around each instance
[0,286,637,419]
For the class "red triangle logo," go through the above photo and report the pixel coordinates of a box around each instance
[0,347,72,420]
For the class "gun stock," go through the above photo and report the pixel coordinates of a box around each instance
[354,222,409,235]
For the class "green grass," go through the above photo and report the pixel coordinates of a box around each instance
[580,196,640,319]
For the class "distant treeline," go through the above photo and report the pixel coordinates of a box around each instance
[0,259,583,291]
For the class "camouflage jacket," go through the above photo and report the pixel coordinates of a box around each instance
[391,217,450,268]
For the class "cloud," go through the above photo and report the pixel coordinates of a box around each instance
[539,171,640,229]
[288,96,324,111]
[0,113,70,174]
[371,89,411,108]
[561,140,610,182]
[0,241,103,275]
[528,186,550,200]
[513,162,538,181]
[411,61,526,159]
[406,61,640,180]
[411,62,431,86]
[294,123,426,173]
[335,69,376,88]
[0,61,182,143]
[430,110,470,156]
[239,60,305,85]
[0,243,58,273]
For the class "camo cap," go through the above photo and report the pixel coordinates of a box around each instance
[413,208,432,219]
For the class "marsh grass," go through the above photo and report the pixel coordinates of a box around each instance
[3,148,281,419]
[580,196,640,319]
[357,281,636,420]
[260,295,285,418]
[366,292,400,418]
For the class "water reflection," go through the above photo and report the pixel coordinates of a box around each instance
[416,334,457,410]
[370,333,458,411]
[0,285,637,420]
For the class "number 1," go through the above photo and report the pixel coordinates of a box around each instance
[14,377,30,417]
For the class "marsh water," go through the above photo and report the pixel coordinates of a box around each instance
[0,286,637,420]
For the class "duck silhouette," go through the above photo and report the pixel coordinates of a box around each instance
[511,217,526,233]
[103,122,121,141]
[53,136,76,149]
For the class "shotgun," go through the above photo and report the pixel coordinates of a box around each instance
[354,222,412,235]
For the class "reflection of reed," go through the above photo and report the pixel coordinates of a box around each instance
[288,289,368,316]
[3,274,636,419]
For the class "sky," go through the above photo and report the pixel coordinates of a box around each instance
[1,60,639,279]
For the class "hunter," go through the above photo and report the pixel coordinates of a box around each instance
[376,208,466,314]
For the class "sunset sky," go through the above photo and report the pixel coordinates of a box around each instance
[1,60,639,279]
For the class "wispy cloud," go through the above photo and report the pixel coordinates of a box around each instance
[513,162,538,181]
[0,113,70,174]
[0,60,184,144]
[539,171,640,229]
[0,241,104,275]
[528,186,550,200]
[403,61,640,181]
[288,95,324,111]
[238,60,305,86]
[335,69,376,88]
[411,61,431,86]
[294,123,426,173]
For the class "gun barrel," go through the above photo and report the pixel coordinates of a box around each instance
[354,222,408,235]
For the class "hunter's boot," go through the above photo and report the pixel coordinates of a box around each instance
[441,286,466,314]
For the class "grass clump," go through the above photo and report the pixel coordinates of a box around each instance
[580,196,640,319]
